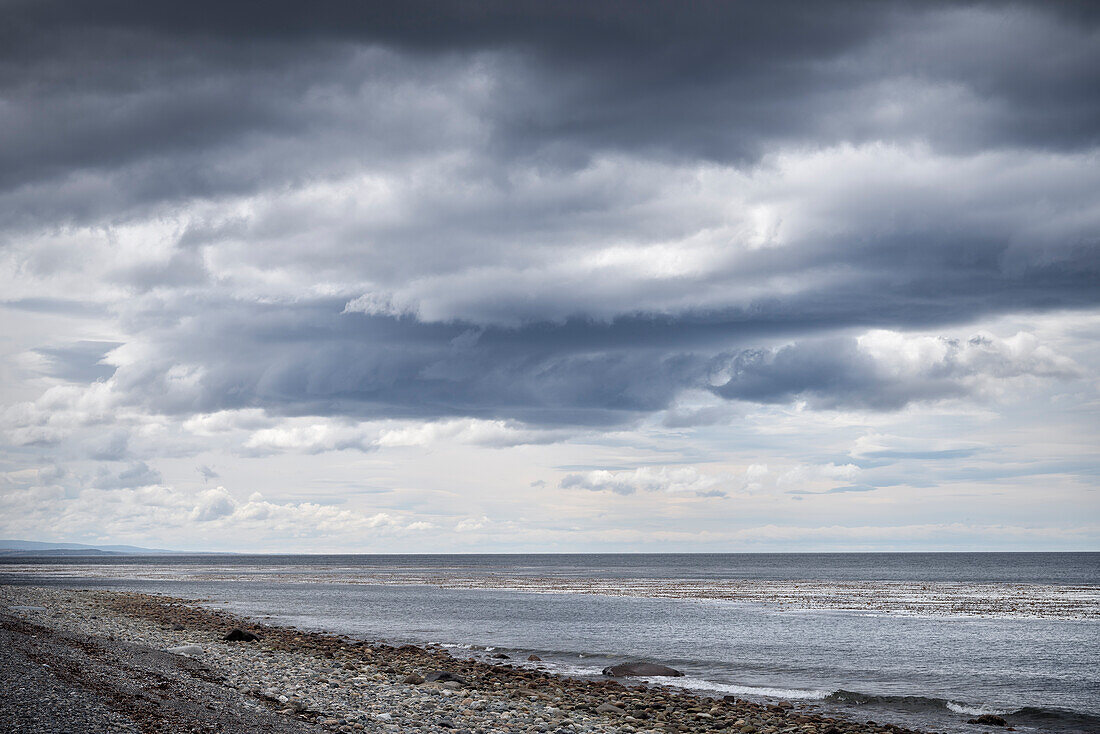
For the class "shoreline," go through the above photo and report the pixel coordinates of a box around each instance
[2,584,936,734]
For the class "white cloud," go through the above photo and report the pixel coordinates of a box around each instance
[8,143,1097,330]
[857,329,1080,384]
[454,516,492,532]
[0,480,439,548]
[182,409,272,435]
[849,432,986,460]
[242,416,574,455]
[342,292,419,319]
[560,466,729,497]
[0,382,118,446]
[375,419,573,449]
[191,487,237,521]
[243,421,376,454]
[777,463,860,489]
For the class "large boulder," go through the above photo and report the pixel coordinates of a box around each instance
[602,662,684,677]
[967,714,1007,727]
[424,670,468,685]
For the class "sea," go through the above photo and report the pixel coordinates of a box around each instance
[3,552,1098,734]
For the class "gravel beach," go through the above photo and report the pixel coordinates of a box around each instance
[1,584,940,734]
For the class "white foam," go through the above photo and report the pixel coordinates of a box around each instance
[645,675,830,700]
[946,701,1011,716]
[536,661,608,677]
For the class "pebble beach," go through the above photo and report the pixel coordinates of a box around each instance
[0,584,943,734]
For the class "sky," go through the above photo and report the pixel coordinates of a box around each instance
[1,0,1098,552]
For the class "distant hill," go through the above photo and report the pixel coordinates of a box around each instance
[0,539,181,555]
[0,548,124,557]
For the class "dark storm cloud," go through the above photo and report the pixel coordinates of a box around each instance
[3,0,1099,227]
[3,1,1098,431]
[709,339,961,411]
[84,296,1079,427]
[0,40,471,229]
[108,299,708,425]
[710,334,1082,410]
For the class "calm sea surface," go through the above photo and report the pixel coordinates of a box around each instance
[4,553,1098,734]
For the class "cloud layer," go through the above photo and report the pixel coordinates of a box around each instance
[1,0,1097,550]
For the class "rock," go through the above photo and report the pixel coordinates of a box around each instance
[223,628,260,642]
[172,624,185,631]
[424,670,468,684]
[596,703,626,715]
[527,654,542,661]
[601,662,684,678]
[776,701,793,709]
[491,653,510,659]
[165,644,203,656]
[968,714,1008,727]
[10,605,47,611]
[401,673,425,684]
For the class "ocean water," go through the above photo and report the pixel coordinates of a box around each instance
[3,553,1098,733]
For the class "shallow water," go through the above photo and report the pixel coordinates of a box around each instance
[4,553,1098,733]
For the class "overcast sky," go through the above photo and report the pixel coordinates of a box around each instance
[1,0,1097,552]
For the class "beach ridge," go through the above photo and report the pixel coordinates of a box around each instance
[2,584,937,734]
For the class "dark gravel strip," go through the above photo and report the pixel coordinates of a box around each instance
[0,612,324,734]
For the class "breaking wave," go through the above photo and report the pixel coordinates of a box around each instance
[658,676,830,700]
[826,690,1099,731]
